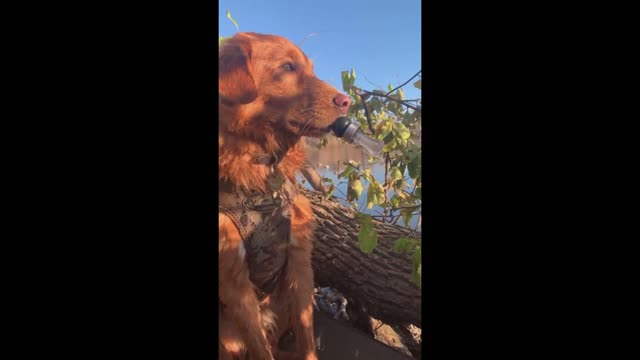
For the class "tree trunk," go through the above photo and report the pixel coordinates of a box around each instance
[300,186,422,328]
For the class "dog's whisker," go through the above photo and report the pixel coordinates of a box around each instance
[300,118,315,136]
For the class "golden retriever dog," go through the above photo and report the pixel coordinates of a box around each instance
[218,32,352,360]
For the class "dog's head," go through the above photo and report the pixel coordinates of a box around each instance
[219,32,351,138]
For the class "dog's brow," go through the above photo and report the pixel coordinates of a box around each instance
[286,48,302,62]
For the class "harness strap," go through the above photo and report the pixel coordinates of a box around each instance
[219,177,298,301]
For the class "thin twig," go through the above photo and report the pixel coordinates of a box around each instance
[411,181,418,195]
[363,73,384,89]
[390,204,421,212]
[383,154,390,188]
[298,32,319,46]
[333,186,348,199]
[359,92,375,134]
[358,88,421,112]
[385,70,422,96]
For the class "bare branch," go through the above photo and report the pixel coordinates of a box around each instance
[362,73,384,89]
[358,92,375,134]
[357,88,421,112]
[385,70,421,96]
[298,32,319,46]
[390,205,421,212]
[299,161,329,192]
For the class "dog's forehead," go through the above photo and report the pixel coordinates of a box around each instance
[242,33,309,63]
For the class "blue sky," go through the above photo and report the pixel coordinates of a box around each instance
[218,0,421,100]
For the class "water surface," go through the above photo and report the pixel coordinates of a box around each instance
[302,137,421,231]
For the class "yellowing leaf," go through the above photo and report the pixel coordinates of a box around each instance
[390,167,403,180]
[366,182,385,209]
[341,70,352,92]
[401,208,414,229]
[398,88,405,100]
[382,139,397,153]
[393,123,411,140]
[351,179,364,199]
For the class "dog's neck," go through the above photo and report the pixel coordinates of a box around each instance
[219,127,306,193]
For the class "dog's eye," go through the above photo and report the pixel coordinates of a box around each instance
[282,63,295,72]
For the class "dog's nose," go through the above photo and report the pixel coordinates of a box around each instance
[333,93,352,113]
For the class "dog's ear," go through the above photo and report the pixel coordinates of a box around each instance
[219,34,257,105]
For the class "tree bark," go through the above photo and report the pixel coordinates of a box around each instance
[300,185,422,328]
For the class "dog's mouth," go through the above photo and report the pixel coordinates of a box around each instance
[288,121,332,137]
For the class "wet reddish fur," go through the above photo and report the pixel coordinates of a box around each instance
[218,32,349,360]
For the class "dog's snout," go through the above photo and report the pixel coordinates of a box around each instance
[333,93,352,113]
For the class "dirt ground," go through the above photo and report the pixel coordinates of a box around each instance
[311,311,415,360]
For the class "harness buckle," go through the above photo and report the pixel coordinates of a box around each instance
[242,192,283,212]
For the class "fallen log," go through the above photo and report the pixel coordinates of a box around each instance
[300,185,422,328]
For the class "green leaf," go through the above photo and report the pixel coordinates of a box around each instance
[350,68,356,81]
[390,167,403,181]
[323,184,335,200]
[350,179,364,199]
[382,139,396,153]
[412,247,422,287]
[393,178,404,191]
[377,119,394,141]
[397,88,405,101]
[400,208,414,228]
[413,79,422,89]
[338,164,355,179]
[366,187,376,209]
[366,182,385,209]
[341,71,352,92]
[390,195,401,208]
[407,153,421,179]
[393,122,411,140]
[382,131,395,145]
[226,10,239,31]
[369,97,384,113]
[402,112,414,126]
[393,237,415,253]
[399,163,407,177]
[357,214,378,254]
[362,168,374,183]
